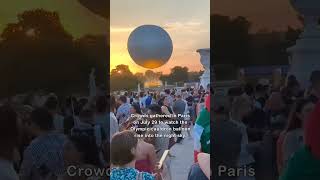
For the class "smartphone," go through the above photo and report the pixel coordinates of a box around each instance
[158,150,170,169]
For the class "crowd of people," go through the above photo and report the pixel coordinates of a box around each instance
[110,85,211,180]
[0,92,111,180]
[213,70,320,180]
[0,84,211,180]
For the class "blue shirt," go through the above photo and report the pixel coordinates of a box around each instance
[19,133,66,180]
[110,167,154,180]
[116,103,131,124]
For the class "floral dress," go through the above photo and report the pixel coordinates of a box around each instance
[110,167,154,180]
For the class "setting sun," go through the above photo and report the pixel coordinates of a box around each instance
[110,0,209,74]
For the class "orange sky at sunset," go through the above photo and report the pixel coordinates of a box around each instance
[110,0,210,74]
[212,0,302,32]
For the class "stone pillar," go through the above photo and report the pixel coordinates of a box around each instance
[197,48,210,88]
[287,0,320,88]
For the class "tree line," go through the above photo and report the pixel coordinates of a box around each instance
[212,14,302,79]
[0,9,108,98]
[110,65,203,91]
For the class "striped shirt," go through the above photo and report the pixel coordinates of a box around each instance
[20,132,66,180]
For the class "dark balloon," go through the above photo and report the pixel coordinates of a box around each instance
[127,25,173,69]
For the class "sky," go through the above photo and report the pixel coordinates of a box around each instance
[110,0,210,74]
[0,0,107,38]
[212,0,302,32]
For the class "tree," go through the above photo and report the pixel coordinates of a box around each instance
[75,34,108,86]
[134,72,145,86]
[170,66,189,83]
[188,71,203,82]
[110,65,138,91]
[160,66,189,84]
[77,0,109,19]
[212,14,251,66]
[0,9,107,97]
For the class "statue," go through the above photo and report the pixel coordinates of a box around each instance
[89,68,96,97]
[197,48,210,88]
[287,0,320,88]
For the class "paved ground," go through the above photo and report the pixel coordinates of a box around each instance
[169,131,194,180]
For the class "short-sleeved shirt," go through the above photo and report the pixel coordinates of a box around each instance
[116,103,131,124]
[19,133,66,180]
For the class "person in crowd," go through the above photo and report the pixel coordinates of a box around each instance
[63,116,75,136]
[280,102,320,180]
[277,99,314,173]
[110,130,160,180]
[158,96,176,149]
[0,105,20,180]
[308,70,320,103]
[264,92,288,130]
[109,95,119,140]
[193,95,210,162]
[62,135,104,180]
[133,95,140,104]
[188,153,210,180]
[244,83,255,99]
[145,92,153,108]
[124,92,130,104]
[95,95,110,138]
[182,92,192,137]
[186,91,196,122]
[172,93,186,143]
[159,96,173,115]
[254,84,267,109]
[135,122,157,174]
[193,90,200,106]
[121,102,142,131]
[212,97,242,180]
[281,80,301,106]
[116,95,131,125]
[63,96,79,117]
[139,92,147,109]
[14,105,34,166]
[227,87,244,107]
[164,89,173,107]
[145,104,172,159]
[71,108,107,154]
[78,97,89,111]
[230,95,255,180]
[20,108,66,180]
[45,96,64,133]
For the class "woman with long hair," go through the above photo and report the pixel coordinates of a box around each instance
[277,99,314,173]
[120,102,142,131]
[110,130,161,180]
[280,102,320,180]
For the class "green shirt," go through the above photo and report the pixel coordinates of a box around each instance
[196,108,210,153]
[280,146,320,180]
